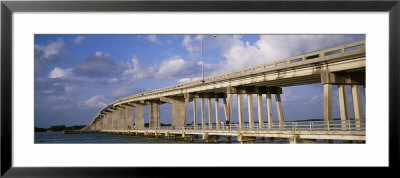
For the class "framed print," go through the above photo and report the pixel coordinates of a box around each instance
[1,0,399,177]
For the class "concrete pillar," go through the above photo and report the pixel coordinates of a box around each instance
[215,96,220,129]
[149,102,160,129]
[275,94,284,129]
[338,84,350,129]
[227,93,233,122]
[247,94,254,129]
[193,97,198,129]
[257,94,264,129]
[112,111,118,130]
[323,84,333,127]
[238,94,244,129]
[118,108,125,130]
[208,97,212,129]
[201,98,205,129]
[126,106,133,130]
[184,97,189,126]
[134,104,145,129]
[352,85,363,129]
[266,93,273,129]
[222,97,229,123]
[160,97,185,128]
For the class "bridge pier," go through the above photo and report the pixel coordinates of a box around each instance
[215,95,220,129]
[257,94,264,129]
[352,85,363,129]
[118,107,125,130]
[133,103,145,129]
[208,97,212,129]
[126,106,133,130]
[160,96,186,128]
[193,96,198,129]
[338,84,350,130]
[149,102,161,129]
[247,94,254,129]
[266,93,273,129]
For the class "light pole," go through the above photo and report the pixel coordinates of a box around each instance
[201,35,216,82]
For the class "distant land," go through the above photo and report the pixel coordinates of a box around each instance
[34,125,86,132]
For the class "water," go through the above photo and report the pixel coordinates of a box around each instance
[34,132,298,144]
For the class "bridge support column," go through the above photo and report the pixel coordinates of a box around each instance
[112,110,118,130]
[215,95,220,129]
[338,84,350,129]
[276,93,285,129]
[222,97,230,124]
[266,93,273,129]
[193,97,198,129]
[118,108,125,130]
[149,102,160,129]
[227,94,233,123]
[126,106,133,130]
[257,94,264,129]
[237,94,244,129]
[134,103,145,129]
[201,98,205,129]
[247,94,254,129]
[352,85,364,129]
[184,97,189,127]
[208,97,212,129]
[160,96,186,128]
[323,84,333,126]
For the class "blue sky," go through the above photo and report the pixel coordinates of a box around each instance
[34,34,365,128]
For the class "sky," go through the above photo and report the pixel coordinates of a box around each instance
[34,34,366,128]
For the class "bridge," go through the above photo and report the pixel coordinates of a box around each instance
[82,40,366,144]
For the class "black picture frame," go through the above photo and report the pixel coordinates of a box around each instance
[1,0,399,177]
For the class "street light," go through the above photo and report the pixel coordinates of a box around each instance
[201,35,216,82]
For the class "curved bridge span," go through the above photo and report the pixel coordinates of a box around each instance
[83,40,366,143]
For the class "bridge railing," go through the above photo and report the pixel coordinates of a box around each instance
[151,120,365,132]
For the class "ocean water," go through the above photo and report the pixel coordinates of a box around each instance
[34,132,294,144]
[34,132,353,144]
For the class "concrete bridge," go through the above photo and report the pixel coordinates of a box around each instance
[82,40,366,144]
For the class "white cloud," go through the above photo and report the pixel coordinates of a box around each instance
[95,51,110,57]
[109,88,131,99]
[146,35,162,45]
[121,56,153,80]
[107,78,119,83]
[65,85,78,93]
[73,35,86,44]
[35,39,65,59]
[84,95,107,108]
[182,35,196,55]
[48,67,73,79]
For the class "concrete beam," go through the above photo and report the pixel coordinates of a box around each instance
[226,86,282,94]
[321,71,365,85]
